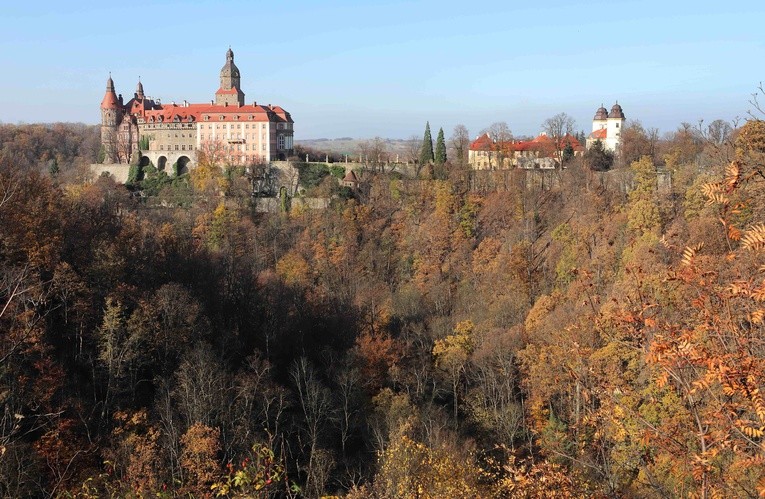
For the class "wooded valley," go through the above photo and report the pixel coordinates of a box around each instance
[1,116,765,498]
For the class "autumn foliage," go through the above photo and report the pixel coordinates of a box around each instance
[1,116,764,497]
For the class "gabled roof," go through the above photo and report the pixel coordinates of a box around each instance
[588,128,608,140]
[342,169,359,183]
[141,102,292,123]
[470,133,494,151]
[470,133,584,155]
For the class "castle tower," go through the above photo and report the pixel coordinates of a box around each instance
[215,48,245,106]
[592,104,608,134]
[606,102,625,152]
[136,78,144,100]
[100,75,122,163]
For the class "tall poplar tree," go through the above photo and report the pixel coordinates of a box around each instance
[420,122,434,167]
[435,128,447,166]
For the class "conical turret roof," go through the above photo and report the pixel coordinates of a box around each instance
[101,74,120,109]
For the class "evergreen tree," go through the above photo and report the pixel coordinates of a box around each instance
[584,140,614,171]
[435,127,447,166]
[48,158,59,176]
[561,142,575,164]
[419,122,434,167]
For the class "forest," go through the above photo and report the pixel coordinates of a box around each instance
[1,111,764,498]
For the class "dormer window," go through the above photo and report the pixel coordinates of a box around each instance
[204,115,209,121]
[219,115,224,121]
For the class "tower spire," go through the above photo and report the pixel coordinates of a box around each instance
[101,74,119,108]
[216,47,244,106]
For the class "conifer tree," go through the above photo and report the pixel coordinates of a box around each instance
[435,127,447,166]
[420,122,434,167]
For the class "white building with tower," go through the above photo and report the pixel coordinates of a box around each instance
[586,102,625,153]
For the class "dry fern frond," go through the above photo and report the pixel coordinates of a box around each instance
[702,182,728,206]
[724,161,741,191]
[751,309,765,324]
[742,224,765,251]
[681,243,704,267]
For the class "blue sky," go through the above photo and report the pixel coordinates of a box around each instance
[0,0,763,139]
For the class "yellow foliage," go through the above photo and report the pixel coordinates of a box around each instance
[375,433,481,498]
[275,250,311,287]
[433,321,474,371]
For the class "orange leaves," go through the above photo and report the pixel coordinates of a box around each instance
[742,224,765,252]
[681,243,704,267]
[740,425,765,439]
[702,181,729,206]
[751,309,765,325]
[353,330,402,392]
[180,423,222,494]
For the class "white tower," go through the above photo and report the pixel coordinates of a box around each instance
[592,104,608,134]
[605,102,625,152]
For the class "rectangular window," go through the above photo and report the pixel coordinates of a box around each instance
[277,135,285,149]
[175,145,179,151]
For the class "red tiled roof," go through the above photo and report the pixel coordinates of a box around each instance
[470,133,585,155]
[470,133,494,150]
[343,169,359,182]
[142,102,286,123]
[215,87,241,95]
[589,128,607,140]
[101,90,120,109]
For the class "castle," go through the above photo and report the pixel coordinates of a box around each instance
[100,48,294,174]
[585,103,625,152]
[468,103,625,170]
[468,133,585,170]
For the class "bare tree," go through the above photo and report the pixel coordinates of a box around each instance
[358,137,389,173]
[542,112,576,167]
[450,124,470,168]
[291,357,334,498]
[102,127,132,164]
[483,122,513,168]
[405,135,423,176]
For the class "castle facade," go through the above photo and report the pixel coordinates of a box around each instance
[468,133,585,170]
[100,49,294,174]
[585,103,625,152]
